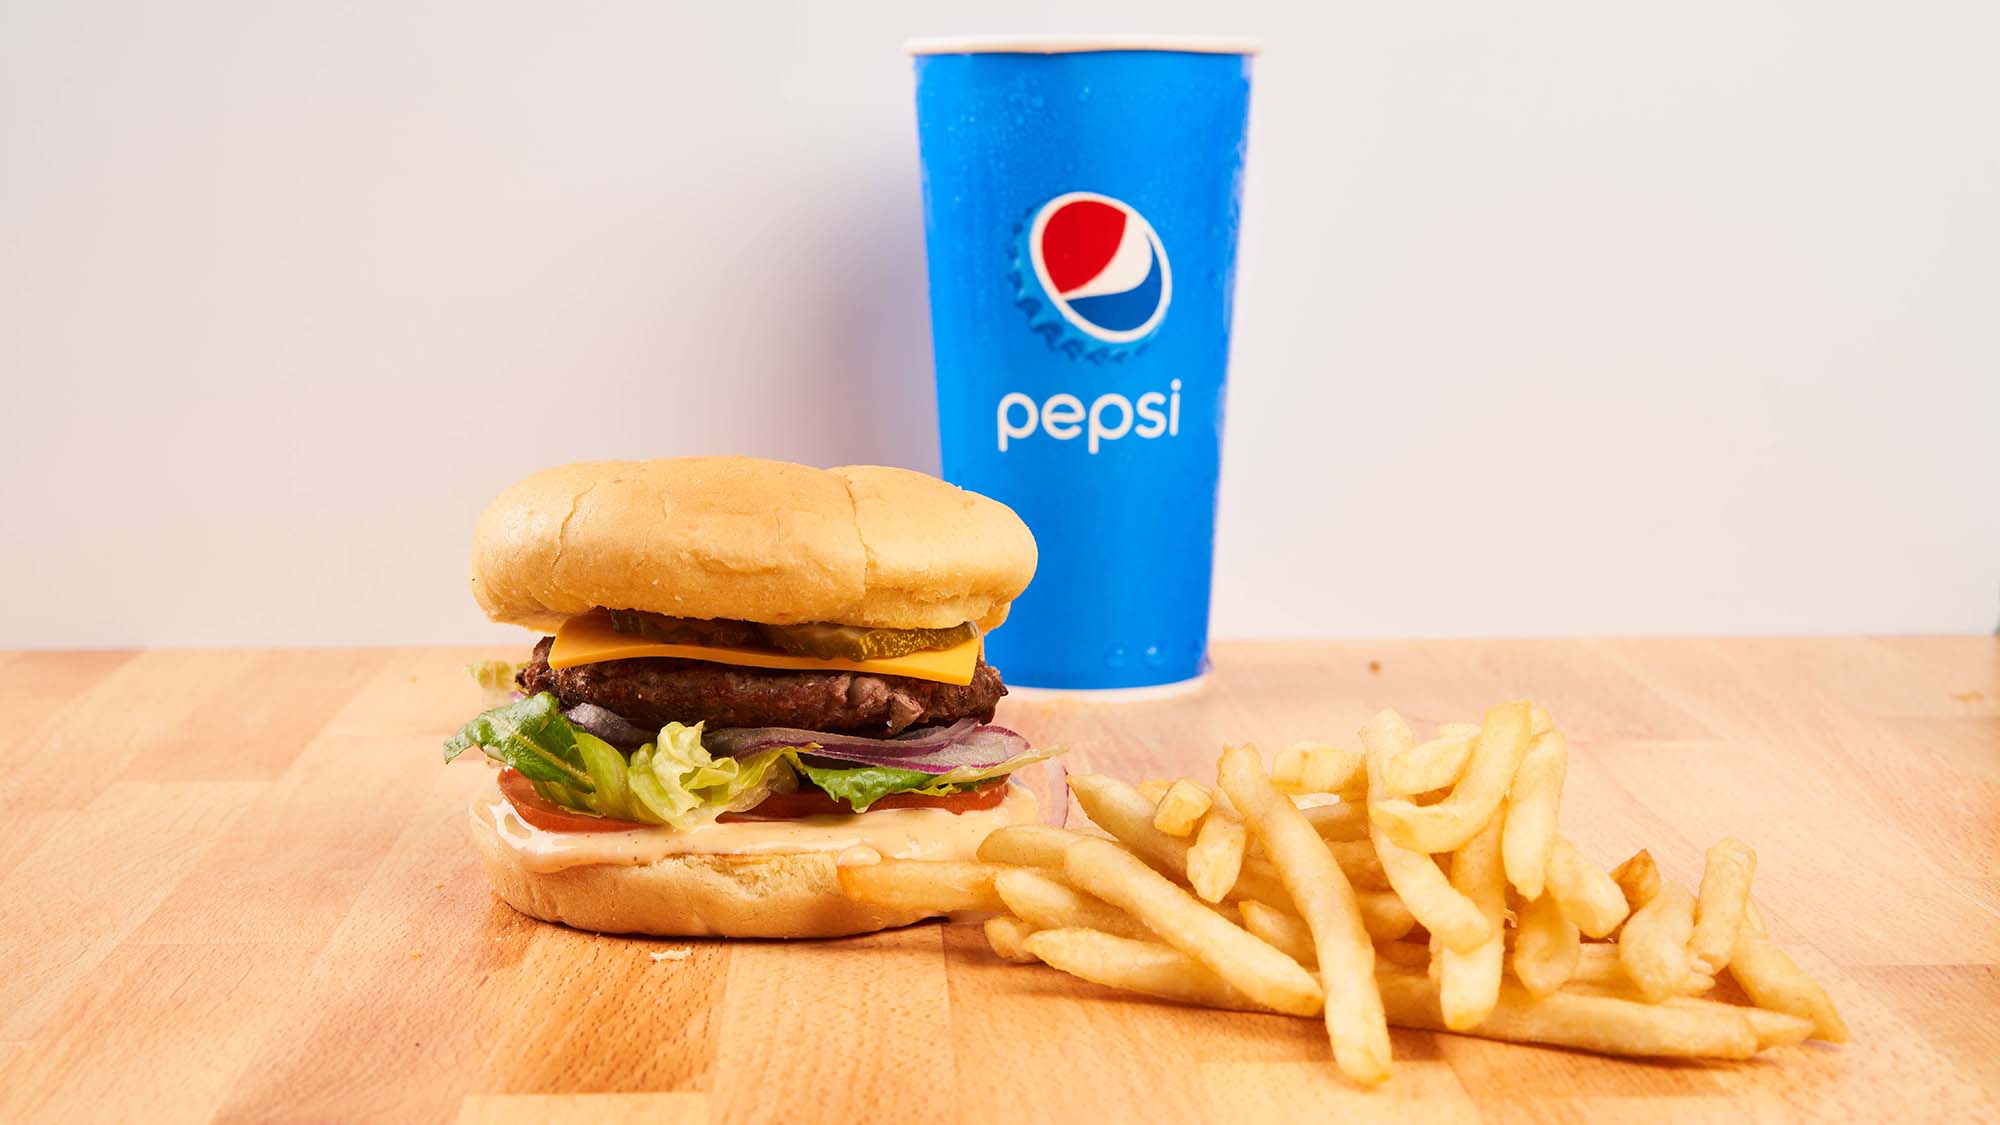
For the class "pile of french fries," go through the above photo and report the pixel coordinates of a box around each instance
[838,701,1849,1086]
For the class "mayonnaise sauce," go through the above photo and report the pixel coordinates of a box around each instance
[475,784,1041,874]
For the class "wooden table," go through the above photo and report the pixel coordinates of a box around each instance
[3,638,1996,1122]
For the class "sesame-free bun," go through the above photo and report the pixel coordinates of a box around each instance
[468,800,936,938]
[470,457,1037,633]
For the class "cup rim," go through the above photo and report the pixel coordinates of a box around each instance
[904,35,1260,57]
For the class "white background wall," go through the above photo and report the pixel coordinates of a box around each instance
[2,1,1995,648]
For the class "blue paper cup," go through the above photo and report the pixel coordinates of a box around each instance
[908,37,1255,691]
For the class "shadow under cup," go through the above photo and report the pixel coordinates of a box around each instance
[910,39,1255,690]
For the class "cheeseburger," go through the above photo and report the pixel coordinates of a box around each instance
[445,457,1055,937]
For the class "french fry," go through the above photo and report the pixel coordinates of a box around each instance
[1220,744,1392,1087]
[1153,779,1213,837]
[1300,802,1370,842]
[1271,743,1368,798]
[1356,891,1418,943]
[1569,942,1709,997]
[1728,908,1850,1042]
[1376,966,1759,1059]
[1500,730,1566,899]
[1240,899,1422,968]
[1328,838,1391,891]
[1439,814,1506,1029]
[1061,835,1324,1017]
[1687,838,1756,974]
[993,868,1153,942]
[1662,997,1814,1049]
[1511,891,1580,998]
[1023,929,1271,1014]
[1360,710,1492,952]
[976,824,1085,869]
[1187,806,1248,903]
[1068,774,1295,909]
[983,915,1040,963]
[1240,899,1316,967]
[1374,940,1434,969]
[1619,882,1697,1002]
[1379,731,1476,797]
[836,860,1009,915]
[1369,701,1534,853]
[1528,706,1553,736]
[1545,837,1629,938]
[1608,849,1662,917]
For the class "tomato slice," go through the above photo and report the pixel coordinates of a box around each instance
[496,768,1008,832]
[497,768,650,833]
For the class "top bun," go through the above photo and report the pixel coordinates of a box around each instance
[470,458,1037,633]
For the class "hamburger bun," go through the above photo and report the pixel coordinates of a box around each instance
[468,798,939,938]
[470,457,1037,633]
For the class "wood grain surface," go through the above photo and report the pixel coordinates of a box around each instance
[2,638,1996,1123]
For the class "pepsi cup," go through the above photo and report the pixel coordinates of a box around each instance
[908,38,1255,690]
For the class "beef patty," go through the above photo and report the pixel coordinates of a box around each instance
[516,636,1006,735]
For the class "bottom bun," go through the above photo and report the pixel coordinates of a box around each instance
[468,798,939,938]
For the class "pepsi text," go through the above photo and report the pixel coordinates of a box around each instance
[996,379,1182,454]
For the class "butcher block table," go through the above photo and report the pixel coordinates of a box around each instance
[3,638,1997,1123]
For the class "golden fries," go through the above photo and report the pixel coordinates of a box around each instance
[1187,806,1247,903]
[1062,835,1325,1017]
[1221,744,1392,1086]
[1619,883,1698,1002]
[1608,849,1662,917]
[1376,966,1759,1059]
[1240,899,1316,967]
[976,824,1084,868]
[1512,892,1580,998]
[835,860,1009,914]
[1439,814,1507,1029]
[983,915,1039,963]
[1300,802,1370,842]
[1327,838,1391,891]
[993,868,1153,942]
[839,696,1849,1086]
[1024,929,1270,1013]
[1500,730,1566,899]
[1545,837,1630,938]
[1688,838,1756,974]
[1368,701,1533,853]
[1361,711,1493,952]
[1068,773,1295,909]
[1152,779,1213,836]
[1379,730,1476,797]
[1664,997,1814,1049]
[1271,743,1368,798]
[1729,908,1850,1042]
[1355,891,1418,943]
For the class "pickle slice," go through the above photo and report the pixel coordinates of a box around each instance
[605,610,975,661]
[604,610,764,649]
[762,621,978,661]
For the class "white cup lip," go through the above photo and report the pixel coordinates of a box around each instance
[904,35,1260,57]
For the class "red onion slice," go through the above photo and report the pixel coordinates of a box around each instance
[563,703,653,750]
[703,720,1030,774]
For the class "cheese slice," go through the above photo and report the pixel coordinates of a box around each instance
[547,612,980,686]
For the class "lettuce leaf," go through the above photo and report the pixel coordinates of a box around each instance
[466,660,520,709]
[788,760,946,812]
[445,696,1058,823]
[443,692,596,792]
[446,697,790,829]
[624,722,793,828]
[787,742,1065,811]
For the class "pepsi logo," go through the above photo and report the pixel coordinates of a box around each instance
[1027,192,1171,345]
